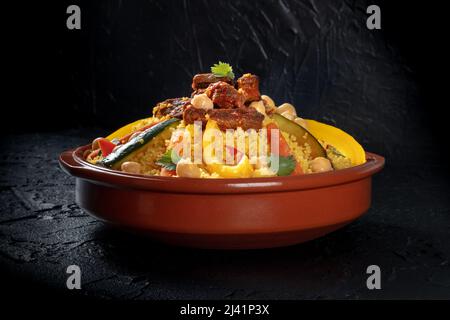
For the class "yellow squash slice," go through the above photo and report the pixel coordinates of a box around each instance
[203,120,254,178]
[305,119,366,165]
[106,118,152,141]
[207,155,254,178]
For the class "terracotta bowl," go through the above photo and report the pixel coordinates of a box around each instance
[59,145,384,249]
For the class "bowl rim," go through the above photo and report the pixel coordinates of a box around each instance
[59,144,385,194]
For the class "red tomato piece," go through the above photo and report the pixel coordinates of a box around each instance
[97,138,116,157]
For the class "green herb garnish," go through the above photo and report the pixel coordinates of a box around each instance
[211,61,235,79]
[155,149,181,171]
[276,155,296,176]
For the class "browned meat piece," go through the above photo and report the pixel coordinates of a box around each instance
[192,73,233,91]
[237,73,260,103]
[208,107,264,131]
[205,81,245,109]
[183,105,207,126]
[153,97,190,119]
[191,88,206,97]
[183,103,264,130]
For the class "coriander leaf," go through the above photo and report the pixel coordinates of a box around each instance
[327,145,345,157]
[276,155,296,176]
[211,61,235,79]
[155,149,180,171]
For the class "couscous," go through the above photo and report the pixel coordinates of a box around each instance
[85,62,366,178]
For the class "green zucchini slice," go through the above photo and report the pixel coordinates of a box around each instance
[102,118,179,169]
[271,113,326,159]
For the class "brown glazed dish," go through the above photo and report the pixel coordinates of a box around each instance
[59,145,384,249]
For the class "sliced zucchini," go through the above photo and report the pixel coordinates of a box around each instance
[271,113,326,159]
[102,118,179,169]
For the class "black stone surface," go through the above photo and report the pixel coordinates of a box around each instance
[0,130,449,300]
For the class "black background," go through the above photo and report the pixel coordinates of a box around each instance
[2,0,450,302]
[6,0,450,166]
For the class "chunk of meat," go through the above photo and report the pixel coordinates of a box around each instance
[191,88,206,97]
[153,98,190,119]
[192,73,233,91]
[205,81,245,109]
[183,104,264,131]
[208,108,264,131]
[237,73,260,103]
[183,104,207,126]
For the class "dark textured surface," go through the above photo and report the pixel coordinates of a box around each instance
[0,131,449,300]
[11,0,448,166]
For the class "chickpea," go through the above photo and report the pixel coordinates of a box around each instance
[310,157,333,173]
[249,100,266,115]
[176,159,202,178]
[191,93,213,110]
[252,155,270,169]
[294,117,308,129]
[121,161,141,174]
[91,137,103,150]
[281,111,296,121]
[261,95,275,110]
[276,103,297,117]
